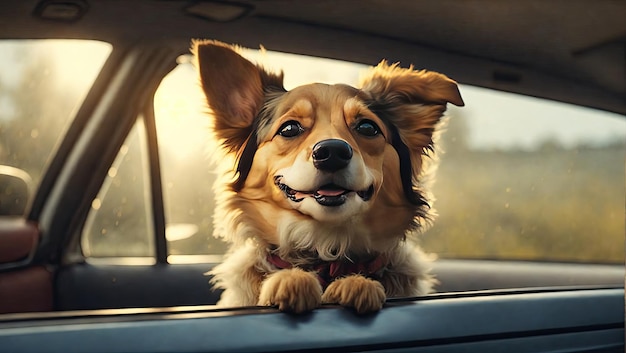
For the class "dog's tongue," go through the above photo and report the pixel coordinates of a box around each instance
[316,186,346,197]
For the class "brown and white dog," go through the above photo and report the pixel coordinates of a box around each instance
[193,40,463,314]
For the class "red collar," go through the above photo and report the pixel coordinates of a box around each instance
[266,253,387,289]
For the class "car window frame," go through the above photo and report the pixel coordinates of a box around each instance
[24,43,179,268]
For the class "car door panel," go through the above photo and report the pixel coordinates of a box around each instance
[52,258,624,311]
[0,288,622,353]
[55,263,221,310]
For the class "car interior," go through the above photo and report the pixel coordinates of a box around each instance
[0,0,624,352]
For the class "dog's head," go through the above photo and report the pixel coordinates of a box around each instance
[194,40,463,254]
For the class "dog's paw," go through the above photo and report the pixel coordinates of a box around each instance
[322,275,386,314]
[258,268,323,314]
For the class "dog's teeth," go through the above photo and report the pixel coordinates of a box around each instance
[275,178,367,205]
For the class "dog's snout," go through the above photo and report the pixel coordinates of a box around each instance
[312,139,353,172]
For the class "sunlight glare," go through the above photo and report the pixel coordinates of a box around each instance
[154,63,208,161]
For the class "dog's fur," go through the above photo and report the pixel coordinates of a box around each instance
[193,40,464,314]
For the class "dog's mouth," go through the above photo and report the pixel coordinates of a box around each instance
[274,176,374,207]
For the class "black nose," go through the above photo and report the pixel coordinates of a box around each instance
[312,139,353,172]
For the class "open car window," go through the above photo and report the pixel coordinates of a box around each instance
[0,40,111,216]
[427,86,625,264]
[81,50,625,268]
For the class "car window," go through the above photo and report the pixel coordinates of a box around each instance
[82,117,155,259]
[154,60,225,259]
[426,88,625,264]
[84,50,625,265]
[0,40,111,216]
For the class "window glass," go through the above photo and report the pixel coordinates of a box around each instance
[82,117,155,258]
[153,50,625,265]
[0,40,111,216]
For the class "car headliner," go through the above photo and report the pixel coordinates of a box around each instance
[1,0,624,114]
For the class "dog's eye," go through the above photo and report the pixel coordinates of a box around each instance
[277,121,304,138]
[355,120,381,137]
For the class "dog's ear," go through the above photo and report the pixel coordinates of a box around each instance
[360,61,463,152]
[360,61,463,206]
[361,61,464,108]
[192,39,284,153]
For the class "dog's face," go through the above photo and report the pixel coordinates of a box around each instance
[251,83,388,223]
[194,40,463,252]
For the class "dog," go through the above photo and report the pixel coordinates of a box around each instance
[193,40,463,314]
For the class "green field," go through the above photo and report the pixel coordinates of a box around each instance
[423,144,625,264]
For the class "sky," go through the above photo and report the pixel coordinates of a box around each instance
[451,86,625,150]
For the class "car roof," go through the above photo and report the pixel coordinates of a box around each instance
[1,0,624,114]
